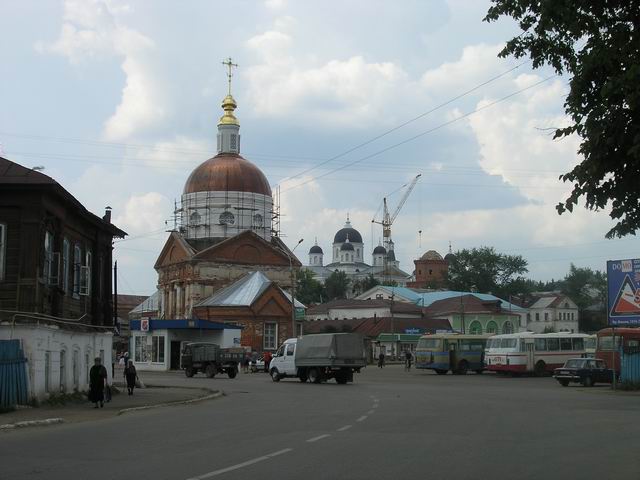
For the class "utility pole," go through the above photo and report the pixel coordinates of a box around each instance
[289,239,304,339]
[113,261,118,330]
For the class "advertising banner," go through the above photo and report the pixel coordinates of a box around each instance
[607,259,640,326]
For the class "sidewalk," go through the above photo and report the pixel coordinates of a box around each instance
[0,383,218,431]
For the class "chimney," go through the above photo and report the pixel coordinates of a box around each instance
[103,206,112,223]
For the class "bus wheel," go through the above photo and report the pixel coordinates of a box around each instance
[455,361,468,375]
[435,369,447,375]
[475,369,483,374]
[534,361,547,377]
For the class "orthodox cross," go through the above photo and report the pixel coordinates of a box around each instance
[222,57,238,95]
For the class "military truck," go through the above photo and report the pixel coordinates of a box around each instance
[181,342,244,379]
[269,333,367,384]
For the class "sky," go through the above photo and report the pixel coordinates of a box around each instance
[1,0,638,296]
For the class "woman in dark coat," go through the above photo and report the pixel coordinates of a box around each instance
[89,357,108,408]
[124,360,138,395]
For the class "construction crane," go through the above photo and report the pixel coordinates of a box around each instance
[372,174,421,253]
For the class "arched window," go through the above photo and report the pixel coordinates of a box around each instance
[502,321,514,334]
[469,321,483,335]
[486,321,498,334]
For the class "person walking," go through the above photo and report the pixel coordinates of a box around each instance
[242,354,250,374]
[378,352,385,368]
[124,360,139,396]
[88,357,108,408]
[405,350,413,372]
[263,351,272,373]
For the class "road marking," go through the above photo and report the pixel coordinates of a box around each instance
[356,415,367,422]
[187,448,292,479]
[306,434,331,443]
[367,410,374,415]
[337,425,352,432]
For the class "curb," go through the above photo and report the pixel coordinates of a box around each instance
[117,390,224,415]
[0,417,64,430]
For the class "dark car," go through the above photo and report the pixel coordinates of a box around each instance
[553,358,614,387]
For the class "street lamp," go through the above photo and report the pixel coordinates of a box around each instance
[288,238,304,339]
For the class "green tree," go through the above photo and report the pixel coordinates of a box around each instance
[485,1,640,238]
[558,264,607,331]
[296,269,326,306]
[325,271,350,301]
[446,247,529,299]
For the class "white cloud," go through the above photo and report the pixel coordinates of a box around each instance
[39,0,164,141]
[114,192,172,237]
[265,0,287,10]
[467,75,577,202]
[244,20,413,127]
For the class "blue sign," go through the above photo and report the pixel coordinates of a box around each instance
[404,328,424,334]
[607,259,640,326]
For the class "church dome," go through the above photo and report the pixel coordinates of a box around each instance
[444,252,456,261]
[340,242,355,251]
[421,250,443,261]
[309,244,323,254]
[373,245,387,254]
[334,227,362,243]
[183,153,272,196]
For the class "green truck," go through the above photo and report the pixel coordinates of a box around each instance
[181,342,244,379]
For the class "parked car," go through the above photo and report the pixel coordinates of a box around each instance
[553,358,614,387]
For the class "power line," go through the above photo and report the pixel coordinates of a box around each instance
[280,60,530,184]
[281,75,558,194]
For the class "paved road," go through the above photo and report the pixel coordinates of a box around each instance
[2,366,639,480]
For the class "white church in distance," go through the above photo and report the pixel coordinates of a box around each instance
[303,216,411,293]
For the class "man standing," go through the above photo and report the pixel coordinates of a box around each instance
[405,350,413,372]
[378,352,385,368]
[263,351,272,373]
[88,357,108,408]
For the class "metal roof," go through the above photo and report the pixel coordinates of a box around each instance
[196,271,306,308]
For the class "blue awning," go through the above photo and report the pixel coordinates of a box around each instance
[130,319,243,331]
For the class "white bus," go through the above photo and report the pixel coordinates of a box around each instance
[484,332,589,376]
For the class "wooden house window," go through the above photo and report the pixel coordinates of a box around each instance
[62,238,70,293]
[73,244,82,297]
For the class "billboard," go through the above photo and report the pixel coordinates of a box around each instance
[607,259,640,326]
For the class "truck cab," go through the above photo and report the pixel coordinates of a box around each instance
[269,338,297,379]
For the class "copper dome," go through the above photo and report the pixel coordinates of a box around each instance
[183,153,272,196]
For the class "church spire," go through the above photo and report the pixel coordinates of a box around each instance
[217,57,241,154]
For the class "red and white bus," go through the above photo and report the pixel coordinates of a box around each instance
[595,327,640,374]
[485,332,590,375]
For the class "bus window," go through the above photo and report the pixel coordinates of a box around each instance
[560,337,573,351]
[535,338,546,351]
[585,337,596,350]
[417,338,442,350]
[598,336,621,351]
[628,339,640,348]
[572,338,584,351]
[500,338,517,349]
[486,338,498,349]
[461,340,484,351]
[547,338,560,351]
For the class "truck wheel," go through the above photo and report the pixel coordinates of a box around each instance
[299,370,308,383]
[582,376,593,387]
[185,367,195,378]
[228,367,237,379]
[205,364,216,378]
[308,368,321,384]
[534,361,547,377]
[270,368,281,382]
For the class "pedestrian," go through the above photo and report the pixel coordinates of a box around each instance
[378,352,385,368]
[88,357,108,408]
[118,354,126,366]
[242,354,250,373]
[124,360,138,396]
[250,351,258,373]
[263,351,272,373]
[405,350,413,372]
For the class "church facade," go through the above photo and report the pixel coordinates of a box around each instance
[151,66,302,355]
[303,217,411,295]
